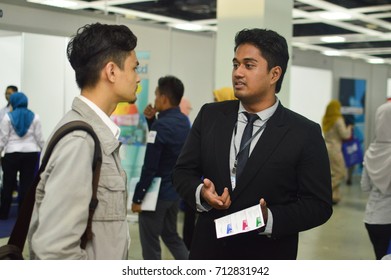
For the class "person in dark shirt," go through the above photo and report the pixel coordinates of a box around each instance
[132,75,190,260]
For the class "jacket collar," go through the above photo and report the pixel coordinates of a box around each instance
[231,102,289,200]
[72,97,121,156]
[157,106,181,118]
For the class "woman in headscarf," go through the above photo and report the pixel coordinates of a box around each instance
[322,99,352,204]
[0,92,45,219]
[361,102,391,260]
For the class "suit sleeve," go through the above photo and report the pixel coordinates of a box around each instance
[173,106,205,210]
[269,122,333,237]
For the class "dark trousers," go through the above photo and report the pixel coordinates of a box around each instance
[365,223,391,260]
[138,199,189,260]
[0,152,39,219]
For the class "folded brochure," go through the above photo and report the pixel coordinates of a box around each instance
[214,204,265,239]
[127,177,161,211]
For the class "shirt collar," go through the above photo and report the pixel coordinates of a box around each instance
[238,96,279,121]
[77,95,120,139]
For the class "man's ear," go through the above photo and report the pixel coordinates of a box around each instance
[160,94,168,105]
[104,62,116,83]
[270,66,282,85]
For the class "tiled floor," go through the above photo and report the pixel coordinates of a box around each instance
[0,175,375,260]
[297,177,374,259]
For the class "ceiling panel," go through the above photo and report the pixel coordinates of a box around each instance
[25,0,391,65]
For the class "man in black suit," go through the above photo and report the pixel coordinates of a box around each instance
[173,28,333,260]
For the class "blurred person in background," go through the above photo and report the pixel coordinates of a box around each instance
[213,87,237,102]
[0,92,45,219]
[322,99,352,204]
[132,75,189,260]
[361,102,391,260]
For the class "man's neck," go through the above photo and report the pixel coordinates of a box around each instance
[242,95,277,113]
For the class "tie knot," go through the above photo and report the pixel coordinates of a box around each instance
[243,112,259,124]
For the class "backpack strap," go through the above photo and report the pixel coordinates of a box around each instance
[8,120,102,251]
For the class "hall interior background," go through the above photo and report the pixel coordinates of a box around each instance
[0,1,390,260]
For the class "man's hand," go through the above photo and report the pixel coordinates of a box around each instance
[144,104,157,120]
[131,203,142,213]
[201,178,231,210]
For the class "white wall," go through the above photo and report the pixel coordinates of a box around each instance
[290,66,332,126]
[0,1,215,123]
[21,33,69,139]
[125,25,215,122]
[0,28,215,138]
[171,30,216,121]
[0,35,22,108]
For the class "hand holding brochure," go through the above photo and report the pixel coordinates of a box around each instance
[127,177,161,211]
[214,204,265,239]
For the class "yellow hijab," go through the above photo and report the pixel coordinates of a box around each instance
[213,87,237,102]
[322,99,342,133]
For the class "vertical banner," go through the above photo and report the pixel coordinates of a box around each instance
[111,51,150,180]
[339,78,366,172]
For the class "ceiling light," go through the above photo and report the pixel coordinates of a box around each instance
[27,0,78,8]
[169,23,204,32]
[367,58,385,64]
[322,50,342,56]
[320,36,346,43]
[366,23,378,30]
[319,12,352,20]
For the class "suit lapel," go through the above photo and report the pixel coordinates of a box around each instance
[214,101,239,191]
[231,103,289,201]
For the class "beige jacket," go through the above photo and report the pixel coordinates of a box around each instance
[28,98,129,259]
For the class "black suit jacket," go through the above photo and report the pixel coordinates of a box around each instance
[173,100,332,259]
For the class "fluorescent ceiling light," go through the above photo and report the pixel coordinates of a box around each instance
[319,12,352,20]
[320,36,346,43]
[367,58,385,64]
[28,0,78,8]
[169,23,204,31]
[322,50,342,56]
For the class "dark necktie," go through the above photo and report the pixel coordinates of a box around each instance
[236,112,259,180]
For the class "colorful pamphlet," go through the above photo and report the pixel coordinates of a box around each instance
[214,204,265,239]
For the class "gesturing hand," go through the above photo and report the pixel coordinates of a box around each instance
[201,178,231,210]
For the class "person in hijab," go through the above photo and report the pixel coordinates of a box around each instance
[213,87,237,102]
[361,102,391,260]
[0,92,45,219]
[322,99,352,204]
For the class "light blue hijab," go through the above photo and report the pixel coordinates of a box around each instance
[7,92,35,137]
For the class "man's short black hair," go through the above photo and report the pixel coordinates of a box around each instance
[158,76,184,106]
[67,23,137,89]
[6,85,18,92]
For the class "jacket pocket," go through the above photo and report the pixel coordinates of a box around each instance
[93,174,127,221]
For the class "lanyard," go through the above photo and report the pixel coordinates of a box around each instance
[232,121,267,175]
